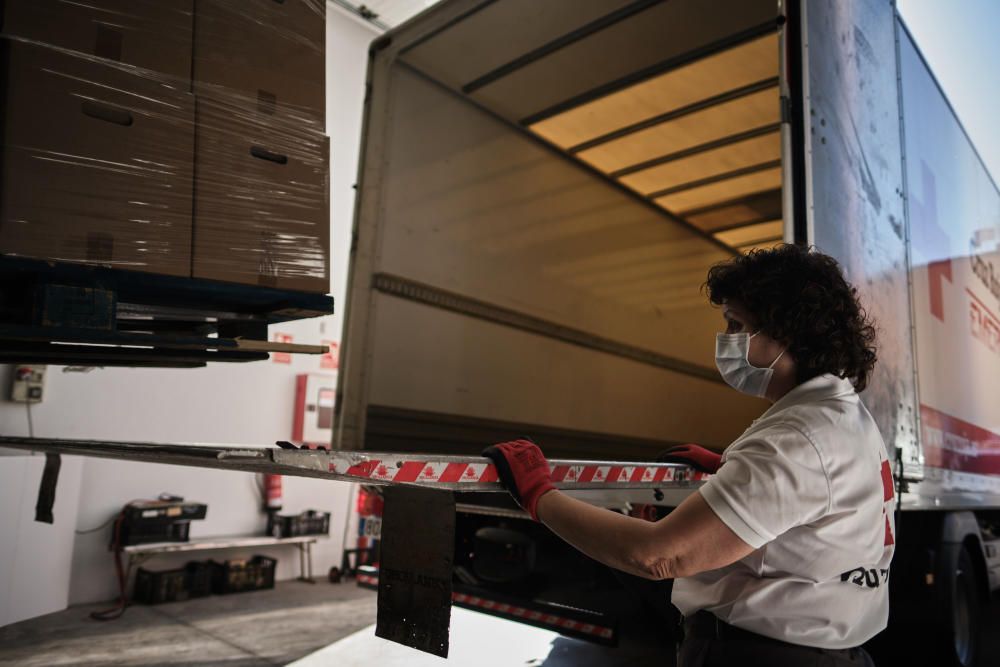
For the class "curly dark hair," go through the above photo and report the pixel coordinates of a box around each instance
[704,244,878,392]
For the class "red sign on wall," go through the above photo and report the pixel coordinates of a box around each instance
[320,340,339,370]
[271,332,293,364]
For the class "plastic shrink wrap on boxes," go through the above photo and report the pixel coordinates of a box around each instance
[0,0,329,293]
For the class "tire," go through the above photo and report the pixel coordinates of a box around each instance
[938,544,983,667]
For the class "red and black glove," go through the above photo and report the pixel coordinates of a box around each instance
[481,439,555,520]
[656,443,722,474]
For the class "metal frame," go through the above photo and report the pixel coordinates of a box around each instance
[779,0,809,245]
[0,255,334,322]
[123,535,319,585]
[0,436,707,492]
[0,343,268,368]
[0,254,334,366]
[892,9,926,483]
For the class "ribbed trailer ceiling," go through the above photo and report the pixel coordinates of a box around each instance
[400,0,783,254]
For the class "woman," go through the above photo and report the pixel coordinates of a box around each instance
[484,244,893,666]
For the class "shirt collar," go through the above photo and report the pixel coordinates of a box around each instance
[758,373,856,420]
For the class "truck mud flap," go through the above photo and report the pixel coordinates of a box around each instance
[375,486,455,658]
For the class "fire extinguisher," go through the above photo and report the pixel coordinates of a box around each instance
[263,474,283,513]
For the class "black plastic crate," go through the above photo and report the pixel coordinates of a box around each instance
[120,519,190,547]
[266,510,330,538]
[133,561,212,604]
[209,555,277,594]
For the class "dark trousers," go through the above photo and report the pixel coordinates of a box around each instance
[677,611,876,667]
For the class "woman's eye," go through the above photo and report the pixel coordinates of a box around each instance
[726,321,742,333]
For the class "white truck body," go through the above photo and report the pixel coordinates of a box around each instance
[337,0,1000,661]
[337,0,1000,509]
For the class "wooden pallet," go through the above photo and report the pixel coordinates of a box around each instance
[0,255,333,366]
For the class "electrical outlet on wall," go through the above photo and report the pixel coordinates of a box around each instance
[10,365,46,403]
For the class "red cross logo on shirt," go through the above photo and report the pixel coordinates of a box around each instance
[881,460,895,546]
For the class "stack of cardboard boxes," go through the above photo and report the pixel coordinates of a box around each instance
[0,0,329,293]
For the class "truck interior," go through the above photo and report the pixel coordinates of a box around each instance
[346,0,790,459]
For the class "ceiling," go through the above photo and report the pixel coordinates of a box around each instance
[527,33,783,254]
[396,0,785,254]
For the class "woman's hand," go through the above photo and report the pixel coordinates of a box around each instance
[481,439,555,520]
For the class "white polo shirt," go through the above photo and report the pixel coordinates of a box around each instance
[671,373,896,649]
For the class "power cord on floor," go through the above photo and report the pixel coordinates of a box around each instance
[90,498,156,621]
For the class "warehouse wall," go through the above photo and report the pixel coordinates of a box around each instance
[0,3,380,625]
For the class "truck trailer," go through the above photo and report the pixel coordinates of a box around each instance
[4,0,999,664]
[334,0,1000,664]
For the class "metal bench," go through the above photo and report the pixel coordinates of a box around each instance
[123,534,323,584]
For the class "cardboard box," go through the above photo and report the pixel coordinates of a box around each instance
[192,94,329,293]
[0,39,195,277]
[1,0,194,82]
[194,0,325,126]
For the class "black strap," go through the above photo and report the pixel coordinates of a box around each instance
[35,453,62,523]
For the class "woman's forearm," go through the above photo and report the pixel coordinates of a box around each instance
[534,490,677,580]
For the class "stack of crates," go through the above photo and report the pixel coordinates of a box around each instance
[209,556,277,594]
[266,509,331,538]
[133,555,278,604]
[0,0,329,291]
[133,561,213,604]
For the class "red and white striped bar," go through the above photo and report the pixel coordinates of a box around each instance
[451,592,615,641]
[0,437,708,494]
[321,451,710,491]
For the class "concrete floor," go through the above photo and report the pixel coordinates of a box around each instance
[0,581,670,667]
[292,606,669,667]
[1,584,998,666]
[0,582,377,667]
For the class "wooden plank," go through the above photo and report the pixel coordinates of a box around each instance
[620,132,780,194]
[233,337,328,354]
[684,189,783,232]
[655,166,782,212]
[577,87,779,173]
[530,33,778,147]
[713,220,784,247]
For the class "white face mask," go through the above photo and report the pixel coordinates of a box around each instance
[715,331,785,398]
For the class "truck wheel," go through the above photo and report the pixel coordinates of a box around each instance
[939,544,982,667]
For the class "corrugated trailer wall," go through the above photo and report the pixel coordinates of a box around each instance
[799,0,919,472]
[337,0,782,459]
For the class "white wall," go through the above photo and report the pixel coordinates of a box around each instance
[0,445,83,627]
[0,3,381,625]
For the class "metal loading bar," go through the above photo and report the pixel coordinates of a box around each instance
[0,436,709,491]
